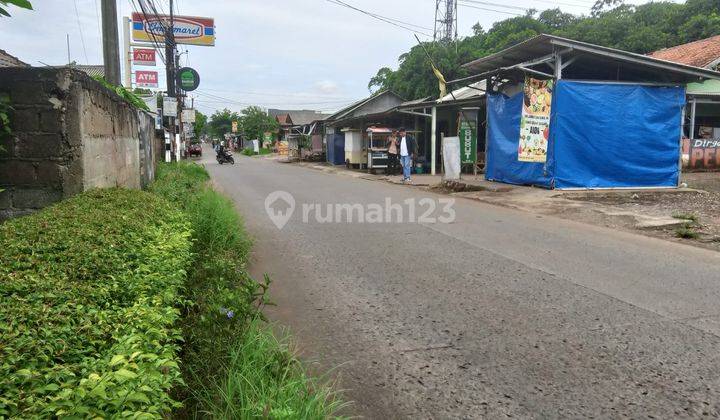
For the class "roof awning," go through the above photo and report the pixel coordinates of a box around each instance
[457,34,720,85]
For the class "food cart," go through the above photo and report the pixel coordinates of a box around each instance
[366,126,393,173]
[342,128,365,168]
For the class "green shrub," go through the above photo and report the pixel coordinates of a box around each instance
[241,147,255,156]
[0,189,191,418]
[672,212,699,224]
[675,226,700,239]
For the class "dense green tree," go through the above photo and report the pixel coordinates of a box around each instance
[370,0,720,101]
[239,106,278,141]
[207,108,241,139]
[193,110,207,140]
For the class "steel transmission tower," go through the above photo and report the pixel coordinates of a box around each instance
[434,0,458,42]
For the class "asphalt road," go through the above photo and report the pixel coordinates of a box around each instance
[203,149,720,419]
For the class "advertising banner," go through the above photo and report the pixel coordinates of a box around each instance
[683,127,720,170]
[163,97,177,117]
[263,131,274,147]
[133,48,156,66]
[458,108,478,164]
[181,109,196,123]
[131,12,215,46]
[231,121,238,133]
[135,70,158,88]
[518,77,553,163]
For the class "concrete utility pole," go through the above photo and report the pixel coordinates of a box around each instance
[101,0,121,85]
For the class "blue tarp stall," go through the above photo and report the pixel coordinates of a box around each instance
[326,132,345,165]
[486,80,685,189]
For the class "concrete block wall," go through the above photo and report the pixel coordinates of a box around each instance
[0,68,154,219]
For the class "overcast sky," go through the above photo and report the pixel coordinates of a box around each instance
[2,0,665,115]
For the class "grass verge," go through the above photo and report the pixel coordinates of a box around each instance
[149,162,345,419]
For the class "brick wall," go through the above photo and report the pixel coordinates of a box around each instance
[0,67,155,219]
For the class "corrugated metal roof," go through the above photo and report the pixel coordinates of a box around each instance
[461,34,720,83]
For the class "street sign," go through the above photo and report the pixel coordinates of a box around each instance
[231,121,238,133]
[163,97,177,117]
[181,109,196,123]
[176,67,200,91]
[131,12,215,46]
[132,48,156,66]
[135,70,158,88]
[458,108,478,164]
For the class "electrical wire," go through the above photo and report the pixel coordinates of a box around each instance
[457,1,524,16]
[72,0,89,63]
[325,0,433,37]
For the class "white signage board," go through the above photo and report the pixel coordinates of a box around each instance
[163,97,177,117]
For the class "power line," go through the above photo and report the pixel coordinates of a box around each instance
[72,0,89,63]
[194,91,357,107]
[325,0,433,37]
[457,1,524,16]
[200,87,353,100]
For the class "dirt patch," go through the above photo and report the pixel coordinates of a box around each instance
[562,189,720,251]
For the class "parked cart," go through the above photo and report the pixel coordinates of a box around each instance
[366,126,393,174]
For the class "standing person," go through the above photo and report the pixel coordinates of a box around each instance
[386,130,399,175]
[398,127,417,183]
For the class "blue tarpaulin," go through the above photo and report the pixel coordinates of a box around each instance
[485,81,685,189]
[552,81,685,189]
[485,92,552,187]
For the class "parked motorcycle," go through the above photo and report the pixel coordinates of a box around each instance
[216,150,235,165]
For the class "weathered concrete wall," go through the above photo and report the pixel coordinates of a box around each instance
[0,68,152,219]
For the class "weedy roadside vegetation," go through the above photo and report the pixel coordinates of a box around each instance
[150,162,346,419]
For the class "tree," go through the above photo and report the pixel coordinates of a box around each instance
[239,106,278,142]
[207,108,241,139]
[193,110,207,140]
[369,0,720,101]
[0,0,31,17]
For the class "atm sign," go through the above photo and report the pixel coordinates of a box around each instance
[133,48,156,66]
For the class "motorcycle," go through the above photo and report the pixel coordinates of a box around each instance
[216,150,235,165]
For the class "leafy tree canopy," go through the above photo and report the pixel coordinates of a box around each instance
[193,110,207,140]
[239,106,279,141]
[369,0,720,100]
[207,108,241,139]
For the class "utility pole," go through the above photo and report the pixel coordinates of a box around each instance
[100,0,121,85]
[166,0,178,159]
[122,17,132,88]
[66,34,71,64]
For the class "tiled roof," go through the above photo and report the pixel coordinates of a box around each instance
[0,49,29,67]
[649,35,720,69]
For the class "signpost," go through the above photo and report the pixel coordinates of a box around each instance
[132,48,156,66]
[135,70,158,88]
[458,108,478,166]
[176,67,200,91]
[131,12,215,46]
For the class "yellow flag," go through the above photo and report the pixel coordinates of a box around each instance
[432,64,447,98]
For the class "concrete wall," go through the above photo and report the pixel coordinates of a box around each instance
[0,67,153,219]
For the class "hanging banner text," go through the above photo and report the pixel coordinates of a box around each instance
[518,77,553,163]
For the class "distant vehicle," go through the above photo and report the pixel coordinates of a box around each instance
[216,149,234,165]
[188,143,202,157]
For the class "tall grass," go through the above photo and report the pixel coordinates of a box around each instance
[149,162,344,419]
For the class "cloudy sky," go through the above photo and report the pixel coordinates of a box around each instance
[2,0,658,115]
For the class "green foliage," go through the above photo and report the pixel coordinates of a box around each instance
[93,76,150,111]
[675,226,700,239]
[241,147,255,156]
[207,108,241,139]
[0,92,12,151]
[194,109,207,139]
[192,320,348,419]
[241,105,279,141]
[371,0,720,100]
[0,0,32,17]
[149,163,343,418]
[672,212,699,223]
[0,188,192,418]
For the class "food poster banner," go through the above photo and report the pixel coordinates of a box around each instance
[519,77,553,162]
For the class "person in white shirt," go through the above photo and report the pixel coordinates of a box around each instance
[398,127,417,183]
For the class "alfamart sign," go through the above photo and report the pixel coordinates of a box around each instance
[131,12,215,46]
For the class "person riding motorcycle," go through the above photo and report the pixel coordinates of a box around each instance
[216,142,234,164]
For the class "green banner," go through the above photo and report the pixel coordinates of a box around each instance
[458,110,478,164]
